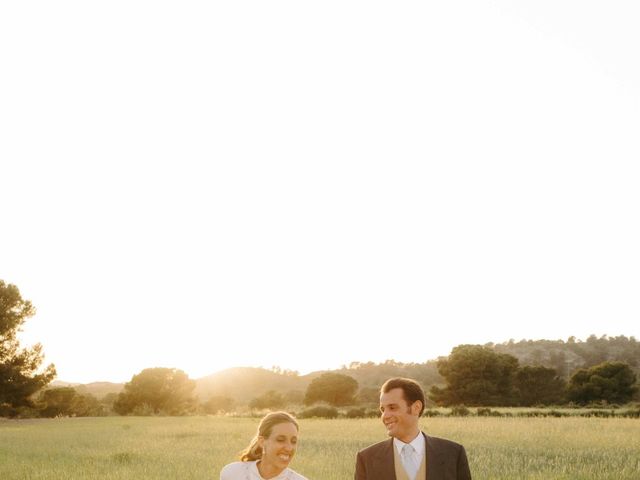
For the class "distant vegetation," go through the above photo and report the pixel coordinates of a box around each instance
[4,337,640,418]
[1,278,639,418]
[489,335,640,377]
[304,373,358,406]
[22,339,640,418]
[113,368,197,416]
[430,344,637,407]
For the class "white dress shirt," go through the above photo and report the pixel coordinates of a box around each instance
[393,433,425,479]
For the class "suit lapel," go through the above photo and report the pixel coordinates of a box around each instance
[425,433,444,479]
[373,438,397,479]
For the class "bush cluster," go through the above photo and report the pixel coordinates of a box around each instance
[449,405,471,417]
[298,406,339,419]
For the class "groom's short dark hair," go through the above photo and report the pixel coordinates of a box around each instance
[381,377,426,416]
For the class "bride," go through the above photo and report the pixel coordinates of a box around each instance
[220,411,308,480]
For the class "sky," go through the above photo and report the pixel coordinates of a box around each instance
[2,1,639,384]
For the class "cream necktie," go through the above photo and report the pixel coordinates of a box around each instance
[401,443,419,480]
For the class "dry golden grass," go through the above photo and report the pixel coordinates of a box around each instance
[1,416,638,479]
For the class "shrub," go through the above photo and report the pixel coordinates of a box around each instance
[298,406,339,419]
[449,405,470,417]
[345,407,366,419]
[131,404,156,416]
[37,388,105,418]
[202,396,235,415]
[517,410,544,417]
[581,410,615,418]
[364,408,381,418]
[249,391,285,410]
[622,407,640,418]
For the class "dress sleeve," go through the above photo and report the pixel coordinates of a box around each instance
[219,462,238,480]
[291,468,309,480]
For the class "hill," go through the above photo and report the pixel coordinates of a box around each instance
[193,361,443,404]
[75,382,124,399]
[52,335,639,405]
[488,334,640,377]
[50,381,124,399]
[195,367,309,403]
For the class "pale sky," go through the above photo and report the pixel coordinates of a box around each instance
[2,2,639,384]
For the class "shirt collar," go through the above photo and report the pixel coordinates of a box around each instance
[393,432,425,456]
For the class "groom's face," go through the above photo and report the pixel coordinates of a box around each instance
[379,387,420,442]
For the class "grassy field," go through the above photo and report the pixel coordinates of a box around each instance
[1,416,639,479]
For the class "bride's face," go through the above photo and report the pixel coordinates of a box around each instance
[259,422,299,473]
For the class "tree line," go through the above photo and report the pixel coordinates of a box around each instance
[430,344,637,406]
[1,280,638,417]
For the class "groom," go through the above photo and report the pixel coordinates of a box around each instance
[355,377,471,480]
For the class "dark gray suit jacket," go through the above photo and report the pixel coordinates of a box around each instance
[354,433,471,480]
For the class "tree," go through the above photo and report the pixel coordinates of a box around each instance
[37,387,77,417]
[249,390,286,410]
[113,368,196,415]
[0,280,56,415]
[430,345,519,406]
[304,373,358,406]
[515,366,566,406]
[567,361,638,405]
[37,387,104,417]
[70,391,105,417]
[356,387,381,405]
[100,392,119,414]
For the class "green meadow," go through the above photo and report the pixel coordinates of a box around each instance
[1,416,638,479]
